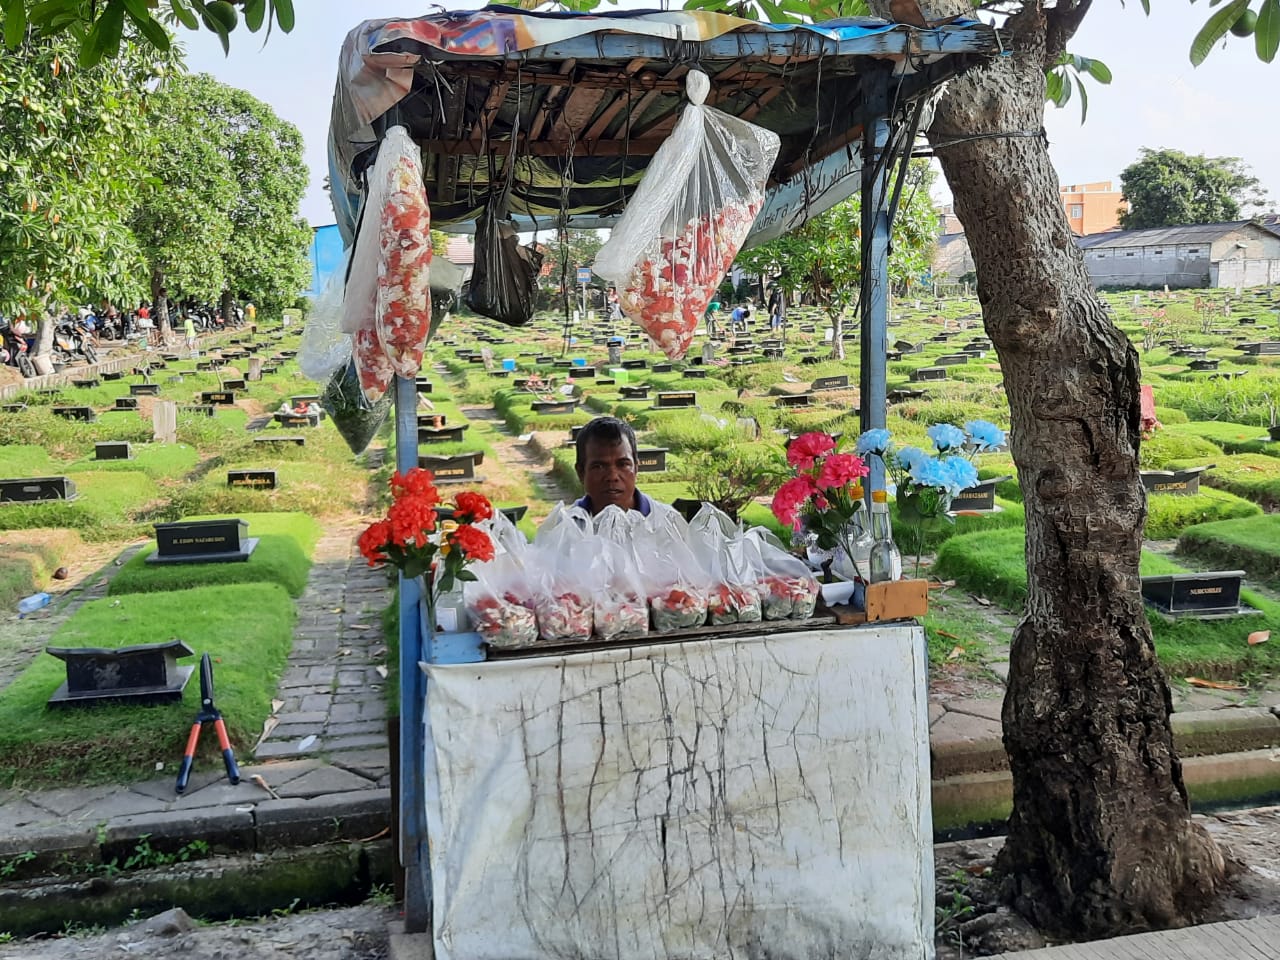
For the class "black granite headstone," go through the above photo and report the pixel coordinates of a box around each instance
[130,383,160,396]
[636,448,668,472]
[1141,571,1245,617]
[227,469,277,489]
[910,367,947,382]
[53,406,95,422]
[95,442,133,461]
[531,400,578,415]
[655,391,696,408]
[148,518,258,564]
[419,425,467,443]
[46,639,195,708]
[0,476,77,503]
[419,454,478,482]
[1140,466,1210,496]
[811,375,849,391]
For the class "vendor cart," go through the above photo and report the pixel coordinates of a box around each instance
[322,6,1001,954]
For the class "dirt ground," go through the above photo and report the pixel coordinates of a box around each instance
[934,805,1280,957]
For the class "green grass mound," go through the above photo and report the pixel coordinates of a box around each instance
[0,410,153,456]
[0,471,160,541]
[1144,488,1260,539]
[1166,455,1280,509]
[1178,514,1280,587]
[109,512,321,598]
[0,529,82,609]
[1139,430,1222,469]
[934,527,1280,678]
[1160,421,1278,457]
[0,582,296,788]
[0,444,56,478]
[893,497,1025,556]
[66,442,202,479]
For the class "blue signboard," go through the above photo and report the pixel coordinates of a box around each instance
[576,266,593,284]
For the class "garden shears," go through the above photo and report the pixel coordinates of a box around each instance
[175,653,241,794]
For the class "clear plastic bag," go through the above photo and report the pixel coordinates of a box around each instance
[530,511,596,644]
[465,554,538,650]
[299,250,352,384]
[483,506,529,558]
[593,70,780,360]
[594,539,650,642]
[320,357,392,455]
[634,517,710,633]
[745,528,820,621]
[689,504,760,625]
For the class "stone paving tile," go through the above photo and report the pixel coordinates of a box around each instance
[947,699,1003,723]
[279,766,377,799]
[20,783,120,818]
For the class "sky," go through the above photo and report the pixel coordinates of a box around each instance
[183,1,1280,228]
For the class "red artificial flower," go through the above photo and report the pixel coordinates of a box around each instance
[786,432,837,470]
[817,452,869,491]
[357,519,393,566]
[449,523,495,563]
[453,490,493,523]
[771,475,818,530]
[391,467,440,505]
[387,495,438,548]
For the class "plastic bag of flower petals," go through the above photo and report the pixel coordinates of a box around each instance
[482,506,528,558]
[593,540,650,642]
[633,518,710,633]
[464,554,538,650]
[745,528,820,621]
[529,515,597,644]
[688,505,760,625]
[592,70,780,360]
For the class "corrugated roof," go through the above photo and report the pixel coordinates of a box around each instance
[1075,221,1252,250]
[445,236,474,267]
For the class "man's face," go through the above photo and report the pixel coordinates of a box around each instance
[578,437,637,514]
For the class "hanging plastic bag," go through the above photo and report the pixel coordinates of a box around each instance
[745,528,819,621]
[299,250,353,384]
[320,357,392,455]
[429,256,466,342]
[466,151,543,327]
[593,70,780,360]
[465,553,539,650]
[688,504,761,625]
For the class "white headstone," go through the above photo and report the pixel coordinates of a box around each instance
[152,400,177,444]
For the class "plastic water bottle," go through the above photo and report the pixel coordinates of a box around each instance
[17,592,51,617]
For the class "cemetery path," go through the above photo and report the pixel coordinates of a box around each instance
[459,404,579,506]
[0,540,145,696]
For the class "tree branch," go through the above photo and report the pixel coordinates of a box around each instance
[1045,0,1094,62]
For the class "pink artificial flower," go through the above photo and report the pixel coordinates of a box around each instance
[817,453,869,491]
[786,432,836,470]
[771,475,818,529]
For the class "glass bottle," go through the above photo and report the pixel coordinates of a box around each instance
[832,483,872,582]
[868,489,902,583]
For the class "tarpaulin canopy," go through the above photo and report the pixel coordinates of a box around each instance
[328,5,1001,246]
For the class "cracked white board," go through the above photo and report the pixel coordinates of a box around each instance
[422,625,933,960]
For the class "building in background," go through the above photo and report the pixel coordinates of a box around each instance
[1076,221,1280,289]
[1060,181,1127,236]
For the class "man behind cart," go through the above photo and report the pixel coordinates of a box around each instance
[574,416,675,519]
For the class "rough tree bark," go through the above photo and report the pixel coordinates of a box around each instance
[869,0,1226,936]
[151,268,173,346]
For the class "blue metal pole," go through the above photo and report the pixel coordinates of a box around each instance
[860,70,892,496]
[394,373,431,933]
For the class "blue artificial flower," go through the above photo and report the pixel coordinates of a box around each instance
[856,428,892,457]
[895,446,929,473]
[940,456,979,497]
[909,456,950,492]
[964,420,1006,452]
[927,423,967,453]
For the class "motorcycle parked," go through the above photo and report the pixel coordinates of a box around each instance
[51,316,98,366]
[0,324,36,378]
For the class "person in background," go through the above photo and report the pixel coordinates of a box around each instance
[768,285,785,330]
[183,313,197,352]
[729,302,747,333]
[573,416,674,519]
[607,288,622,322]
[704,299,721,338]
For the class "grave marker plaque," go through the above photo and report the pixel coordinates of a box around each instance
[0,476,77,503]
[950,477,1009,513]
[131,383,160,397]
[202,391,236,405]
[636,448,668,472]
[621,359,647,370]
[53,406,96,422]
[148,518,258,564]
[776,394,814,408]
[2,403,27,413]
[683,368,708,379]
[102,370,123,381]
[416,378,433,394]
[419,424,467,443]
[570,367,595,379]
[222,379,247,391]
[620,386,650,400]
[95,441,133,461]
[935,354,969,366]
[1189,359,1220,372]
[531,400,579,415]
[275,412,319,428]
[1140,466,1210,496]
[910,367,947,382]
[1141,571,1245,617]
[655,391,696,408]
[73,378,100,389]
[597,378,616,386]
[181,405,216,417]
[227,469,277,489]
[46,639,195,708]
[419,454,478,482]
[811,375,849,391]
[255,435,306,447]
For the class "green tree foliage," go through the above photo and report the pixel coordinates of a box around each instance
[1118,148,1268,229]
[539,229,606,286]
[736,160,938,358]
[0,31,163,317]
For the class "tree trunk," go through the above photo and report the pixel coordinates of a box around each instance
[151,268,172,345]
[221,289,234,328]
[896,1,1224,937]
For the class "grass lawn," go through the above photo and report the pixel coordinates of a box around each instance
[934,527,1280,678]
[1162,421,1280,457]
[0,471,159,541]
[66,442,202,479]
[1178,514,1280,587]
[0,582,296,788]
[1168,454,1280,510]
[1144,488,1260,539]
[108,511,321,597]
[0,529,82,609]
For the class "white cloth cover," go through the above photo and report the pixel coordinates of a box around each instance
[421,625,934,960]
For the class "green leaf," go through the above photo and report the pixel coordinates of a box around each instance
[1257,0,1280,60]
[120,0,170,50]
[3,0,27,49]
[1190,0,1249,65]
[1086,57,1112,83]
[169,0,199,30]
[272,0,294,32]
[243,0,266,31]
[1074,74,1089,122]
[456,569,478,582]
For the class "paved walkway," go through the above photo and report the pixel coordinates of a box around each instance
[987,914,1280,958]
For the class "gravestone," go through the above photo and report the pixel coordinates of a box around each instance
[2,403,27,413]
[636,448,668,472]
[499,505,528,523]
[102,370,123,381]
[1140,466,1211,496]
[620,386,650,400]
[684,368,708,379]
[597,378,616,386]
[222,378,247,391]
[886,350,903,362]
[46,639,195,708]
[1141,570,1246,617]
[180,405,216,417]
[247,358,263,381]
[950,477,1010,513]
[652,363,673,375]
[419,453,478,483]
[776,394,814,408]
[95,441,133,461]
[153,401,177,443]
[0,476,77,503]
[148,518,258,564]
[275,412,319,428]
[910,367,947,382]
[202,390,236,405]
[571,367,596,379]
[888,388,927,403]
[655,391,696,408]
[811,375,849,391]
[1237,342,1280,356]
[53,406,96,422]
[131,383,160,397]
[419,424,467,443]
[935,354,969,366]
[532,400,579,416]
[621,359,647,370]
[73,378,100,389]
[254,435,306,448]
[227,469,277,489]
